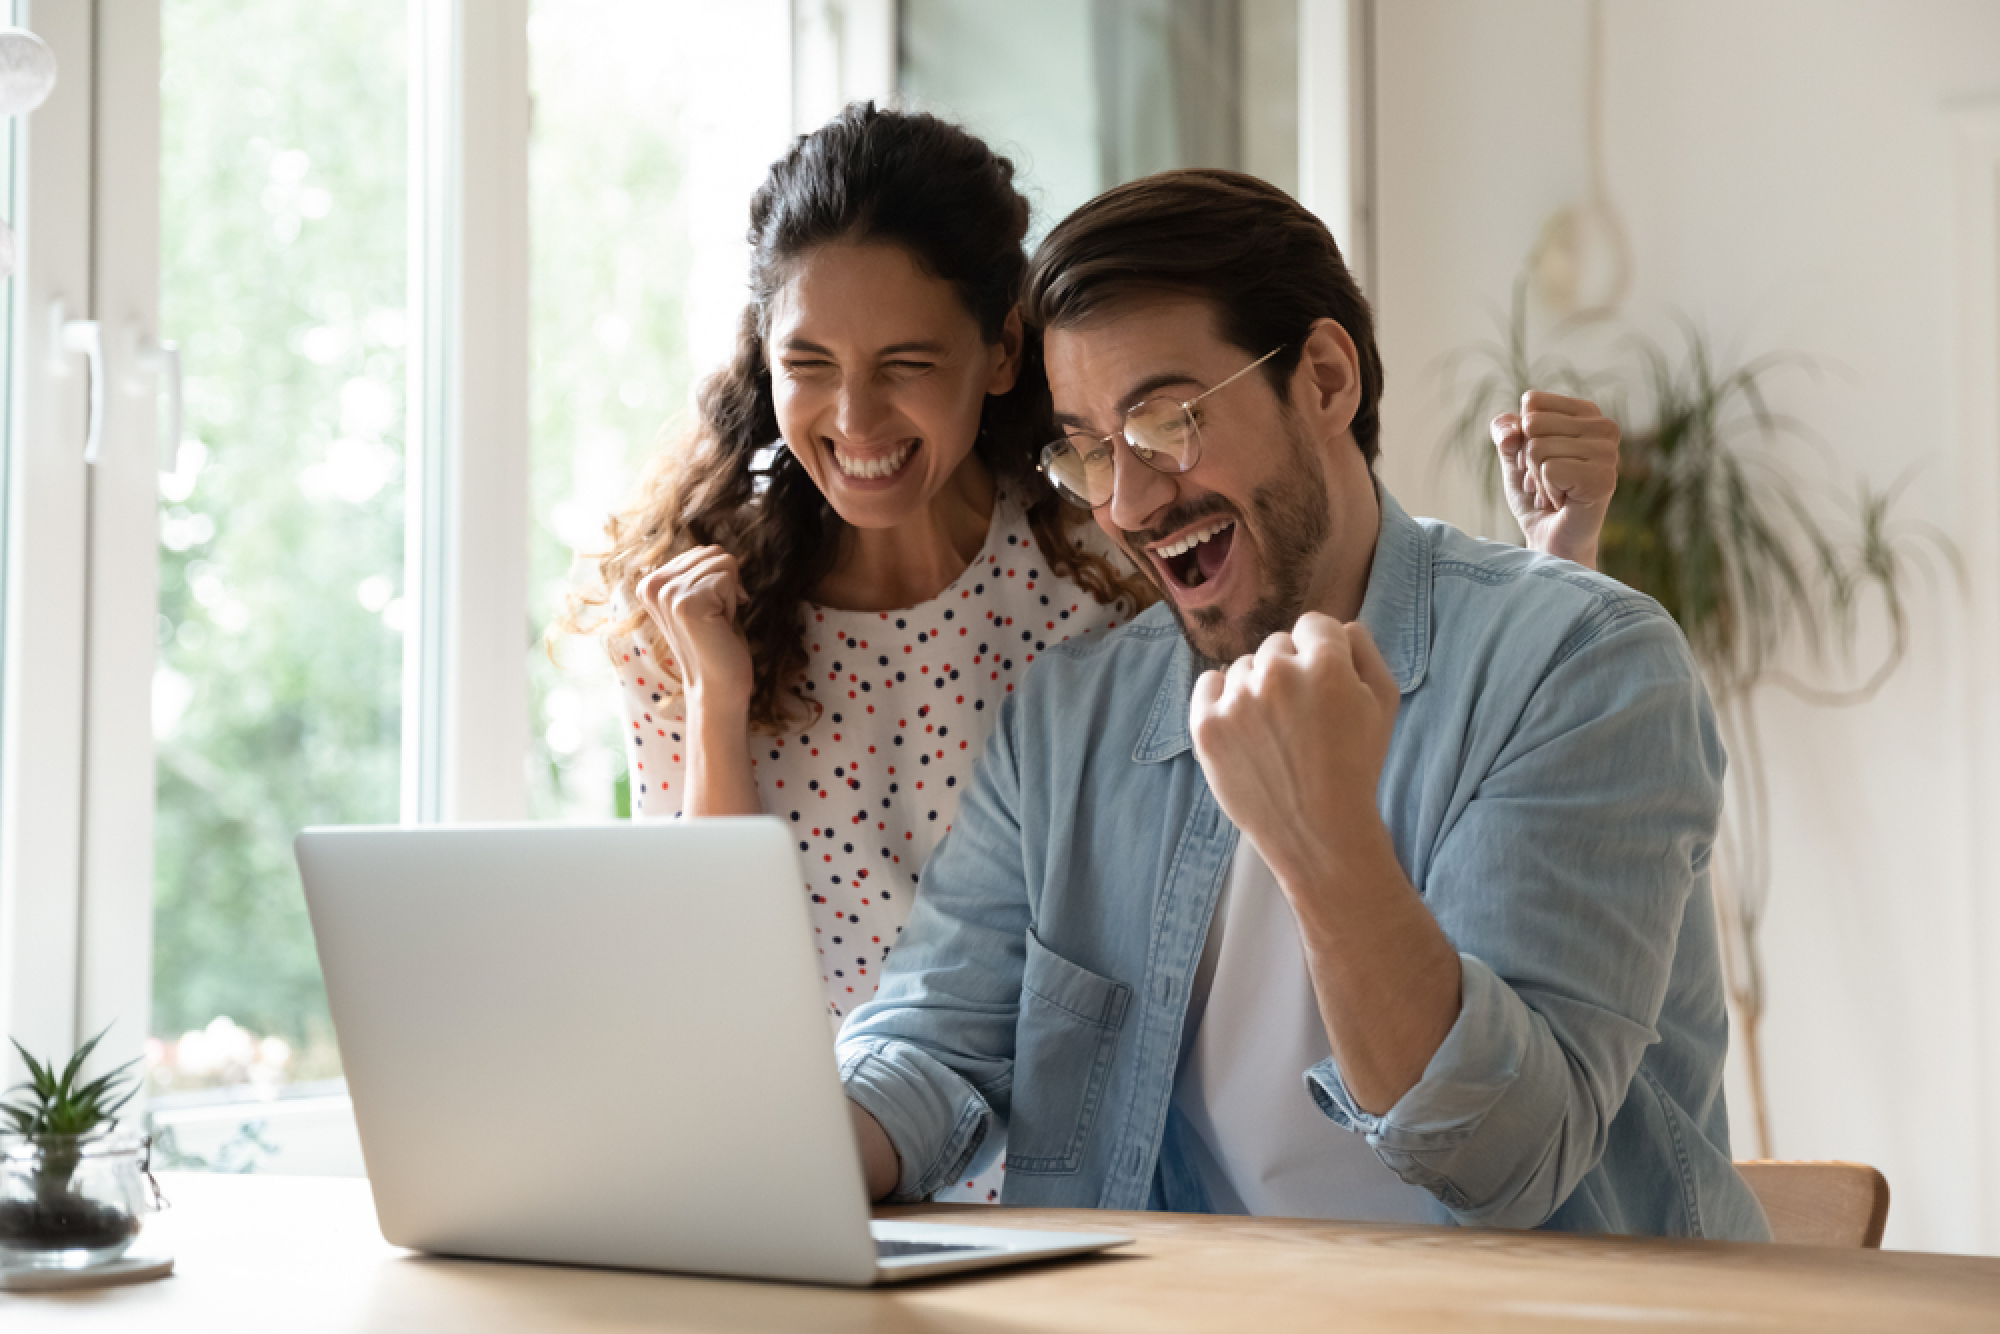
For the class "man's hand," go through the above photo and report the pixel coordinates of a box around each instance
[637,545,755,713]
[1189,613,1401,885]
[1489,391,1618,569]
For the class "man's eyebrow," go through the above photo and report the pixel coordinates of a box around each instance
[1054,371,1204,432]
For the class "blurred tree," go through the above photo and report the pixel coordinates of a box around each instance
[151,0,704,1080]
[153,0,408,1068]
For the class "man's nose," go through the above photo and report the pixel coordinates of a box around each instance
[1102,437,1178,534]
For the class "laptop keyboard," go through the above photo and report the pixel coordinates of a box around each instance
[876,1238,986,1258]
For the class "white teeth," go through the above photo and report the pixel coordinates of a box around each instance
[1150,518,1234,560]
[834,441,915,480]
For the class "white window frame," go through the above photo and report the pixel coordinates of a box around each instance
[792,0,896,136]
[1298,0,1374,297]
[0,0,97,1068]
[406,0,530,825]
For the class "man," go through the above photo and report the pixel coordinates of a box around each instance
[836,169,1768,1239]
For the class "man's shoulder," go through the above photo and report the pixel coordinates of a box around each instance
[1419,520,1679,661]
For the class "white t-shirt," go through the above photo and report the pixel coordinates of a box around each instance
[614,489,1133,1202]
[1173,838,1445,1223]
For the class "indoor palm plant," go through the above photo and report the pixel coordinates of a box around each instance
[1444,283,1954,1155]
[0,1028,160,1268]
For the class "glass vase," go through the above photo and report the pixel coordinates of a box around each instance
[0,1131,161,1270]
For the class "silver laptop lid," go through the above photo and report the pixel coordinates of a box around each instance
[296,819,881,1285]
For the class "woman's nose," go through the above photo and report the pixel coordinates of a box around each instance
[834,375,891,440]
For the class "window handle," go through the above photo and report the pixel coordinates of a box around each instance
[50,299,105,465]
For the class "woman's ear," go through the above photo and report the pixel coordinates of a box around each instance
[986,305,1025,396]
[1294,317,1361,440]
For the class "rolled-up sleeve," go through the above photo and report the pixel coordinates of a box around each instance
[835,692,1037,1200]
[1308,607,1725,1229]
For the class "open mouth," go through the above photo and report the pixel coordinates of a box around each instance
[1150,517,1235,592]
[833,439,918,482]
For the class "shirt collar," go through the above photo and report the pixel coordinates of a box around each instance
[1133,486,1433,765]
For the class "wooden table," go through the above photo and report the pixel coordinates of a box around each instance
[6,1173,1998,1331]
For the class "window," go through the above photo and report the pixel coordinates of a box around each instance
[899,0,1299,240]
[142,0,410,1169]
[526,0,791,821]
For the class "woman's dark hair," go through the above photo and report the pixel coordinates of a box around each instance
[569,103,1147,731]
[1024,168,1385,464]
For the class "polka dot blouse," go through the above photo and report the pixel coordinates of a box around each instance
[613,489,1135,1203]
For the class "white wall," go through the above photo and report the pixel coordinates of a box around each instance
[1364,0,2000,1254]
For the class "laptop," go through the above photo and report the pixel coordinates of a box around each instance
[294,818,1131,1285]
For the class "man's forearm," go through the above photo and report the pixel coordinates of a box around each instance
[1269,818,1462,1117]
[849,1100,901,1202]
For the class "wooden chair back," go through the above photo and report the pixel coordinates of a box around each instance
[1735,1160,1890,1248]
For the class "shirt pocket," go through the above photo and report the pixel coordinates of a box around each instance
[1004,930,1132,1175]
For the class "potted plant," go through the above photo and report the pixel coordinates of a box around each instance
[0,1029,161,1270]
[1443,283,1955,1156]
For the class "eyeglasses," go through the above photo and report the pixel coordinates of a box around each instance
[1038,347,1284,510]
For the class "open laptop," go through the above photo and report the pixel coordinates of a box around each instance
[294,818,1130,1285]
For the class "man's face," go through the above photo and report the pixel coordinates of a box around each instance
[1043,297,1377,670]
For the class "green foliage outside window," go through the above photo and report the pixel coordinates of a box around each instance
[152,0,407,1079]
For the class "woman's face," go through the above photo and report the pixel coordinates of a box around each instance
[765,240,1021,531]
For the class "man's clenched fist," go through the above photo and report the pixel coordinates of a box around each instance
[1189,613,1401,885]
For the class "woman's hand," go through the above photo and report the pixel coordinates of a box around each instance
[1489,391,1619,570]
[637,545,755,716]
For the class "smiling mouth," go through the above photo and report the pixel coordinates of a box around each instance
[833,440,918,480]
[1149,517,1236,591]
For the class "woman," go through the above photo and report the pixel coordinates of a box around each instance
[572,104,1616,1201]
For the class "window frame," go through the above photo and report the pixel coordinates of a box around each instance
[0,0,100,1070]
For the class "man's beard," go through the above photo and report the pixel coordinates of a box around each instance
[1123,415,1332,676]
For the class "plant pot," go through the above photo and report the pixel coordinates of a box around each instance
[0,1131,159,1270]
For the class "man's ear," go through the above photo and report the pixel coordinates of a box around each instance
[986,305,1026,396]
[1293,317,1362,440]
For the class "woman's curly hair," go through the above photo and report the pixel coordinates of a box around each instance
[562,103,1152,732]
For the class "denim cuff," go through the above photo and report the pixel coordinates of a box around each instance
[838,1038,992,1204]
[1304,954,1526,1154]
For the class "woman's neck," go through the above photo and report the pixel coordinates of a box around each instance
[812,455,996,612]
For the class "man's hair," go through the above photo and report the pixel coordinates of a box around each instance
[1023,168,1384,464]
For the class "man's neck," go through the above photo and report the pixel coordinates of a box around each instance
[1307,474,1382,627]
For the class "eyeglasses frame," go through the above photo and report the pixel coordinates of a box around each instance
[1037,345,1286,510]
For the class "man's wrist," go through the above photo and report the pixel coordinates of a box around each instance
[1550,538,1599,569]
[1265,811,1404,943]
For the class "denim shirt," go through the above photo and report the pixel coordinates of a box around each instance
[837,491,1771,1241]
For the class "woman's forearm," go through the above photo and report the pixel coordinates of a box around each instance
[680,695,763,816]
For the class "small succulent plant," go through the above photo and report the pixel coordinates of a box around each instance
[3,1029,139,1140]
[3,1029,140,1216]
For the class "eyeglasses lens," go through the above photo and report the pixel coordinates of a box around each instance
[1125,399,1198,469]
[1040,403,1199,509]
[1043,436,1111,507]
